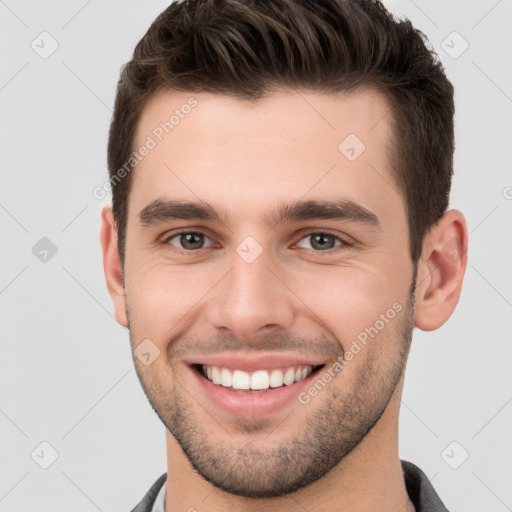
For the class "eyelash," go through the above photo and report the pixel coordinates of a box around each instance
[161,230,354,255]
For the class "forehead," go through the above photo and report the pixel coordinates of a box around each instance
[134,87,393,151]
[129,87,403,230]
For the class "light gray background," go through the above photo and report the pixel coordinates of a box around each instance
[1,1,511,511]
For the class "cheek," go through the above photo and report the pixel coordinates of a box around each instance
[124,262,217,341]
[290,264,403,351]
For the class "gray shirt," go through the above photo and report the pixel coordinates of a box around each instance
[130,459,449,512]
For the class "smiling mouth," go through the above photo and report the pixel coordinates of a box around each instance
[191,363,325,393]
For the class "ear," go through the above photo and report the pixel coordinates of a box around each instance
[414,209,468,331]
[100,205,128,327]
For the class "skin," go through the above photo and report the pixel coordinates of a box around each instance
[101,88,468,512]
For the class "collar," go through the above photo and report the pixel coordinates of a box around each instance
[131,459,449,512]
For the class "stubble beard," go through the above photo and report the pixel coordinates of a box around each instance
[127,266,417,498]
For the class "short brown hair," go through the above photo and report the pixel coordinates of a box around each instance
[107,0,455,265]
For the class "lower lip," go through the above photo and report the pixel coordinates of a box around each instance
[190,365,322,417]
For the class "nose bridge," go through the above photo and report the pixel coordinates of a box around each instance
[208,243,295,338]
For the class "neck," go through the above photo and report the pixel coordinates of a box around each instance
[164,377,411,512]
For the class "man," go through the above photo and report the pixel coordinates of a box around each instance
[100,0,468,510]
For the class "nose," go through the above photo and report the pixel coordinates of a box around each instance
[207,247,295,341]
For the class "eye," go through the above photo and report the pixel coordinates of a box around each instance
[164,231,214,252]
[295,232,352,252]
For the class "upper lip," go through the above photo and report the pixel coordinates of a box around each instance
[186,353,326,372]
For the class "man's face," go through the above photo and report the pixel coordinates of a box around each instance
[121,88,417,497]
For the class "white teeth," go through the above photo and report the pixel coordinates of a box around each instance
[269,369,284,388]
[232,370,250,390]
[221,368,232,387]
[211,366,222,385]
[283,368,295,385]
[201,364,315,390]
[251,370,269,390]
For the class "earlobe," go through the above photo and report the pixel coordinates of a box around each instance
[414,210,468,331]
[100,205,128,327]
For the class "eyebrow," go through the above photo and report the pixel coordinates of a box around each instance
[138,198,381,230]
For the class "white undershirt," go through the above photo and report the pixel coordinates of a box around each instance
[151,480,166,512]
